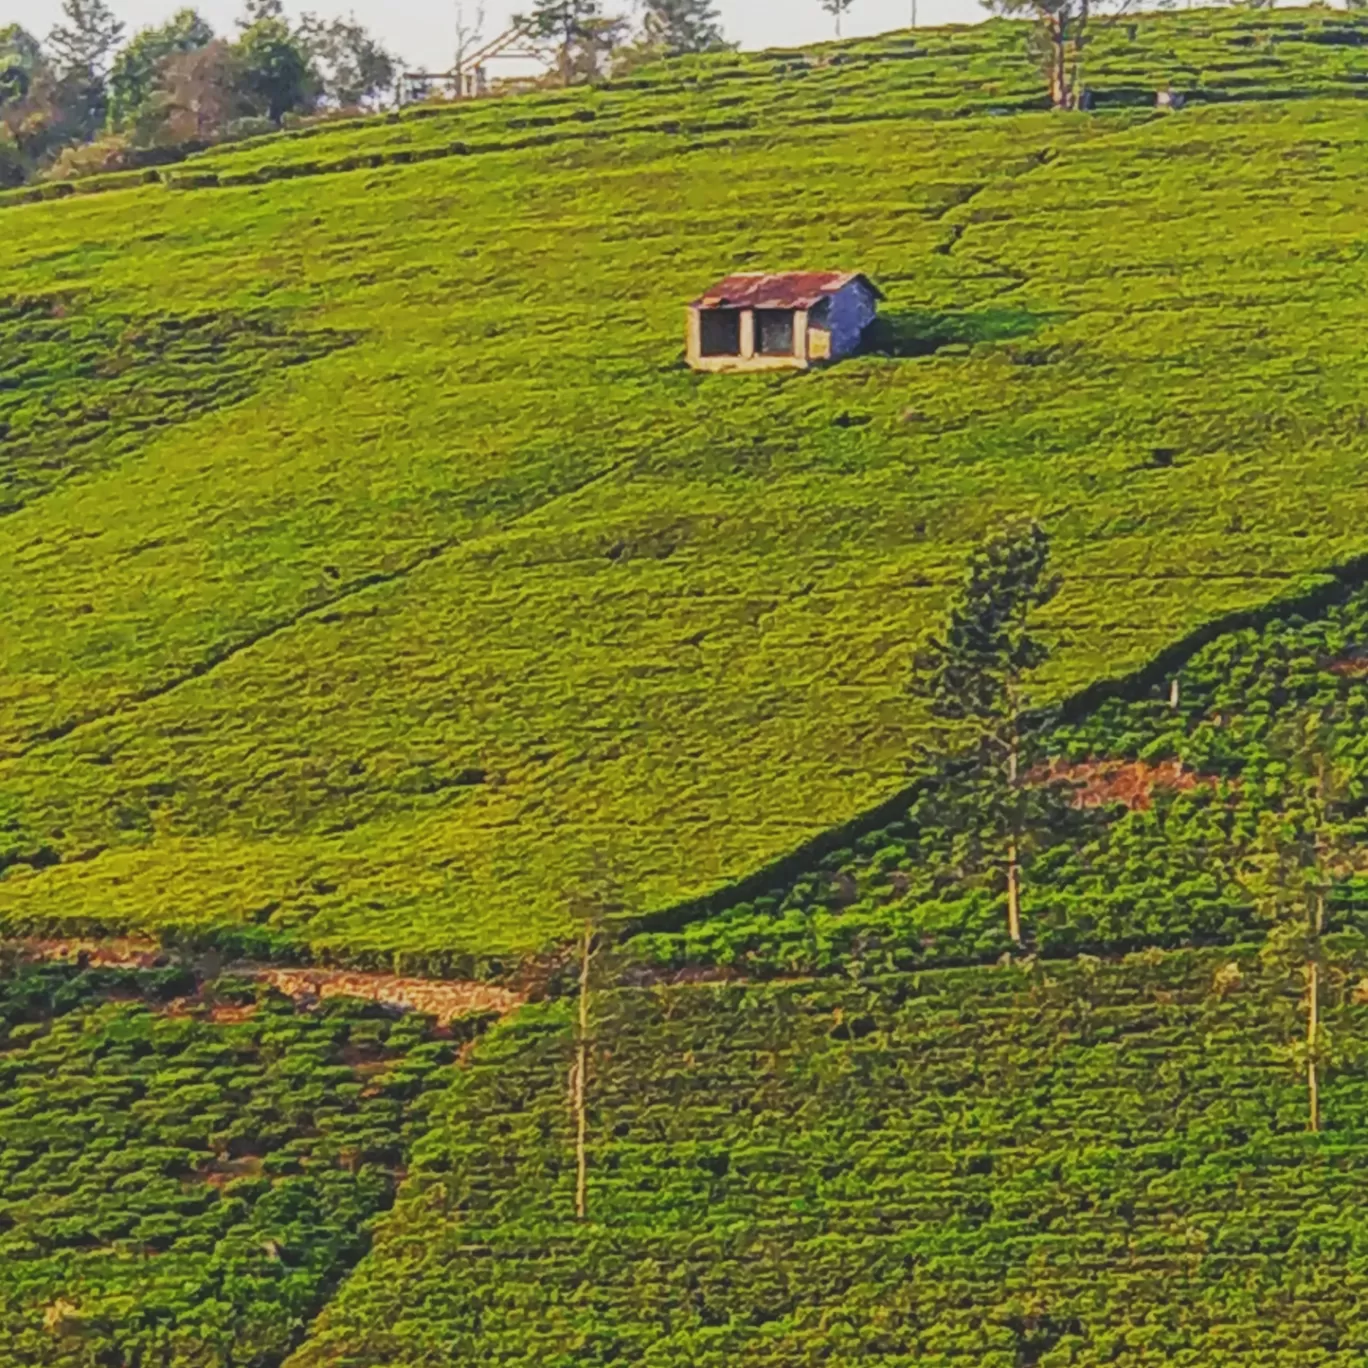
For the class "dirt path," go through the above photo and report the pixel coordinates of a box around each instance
[249,968,521,1025]
[4,939,524,1024]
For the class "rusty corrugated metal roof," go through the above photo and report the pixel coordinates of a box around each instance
[691,271,884,311]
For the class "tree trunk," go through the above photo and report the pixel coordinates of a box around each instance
[1307,958,1320,1135]
[1048,12,1067,110]
[574,921,591,1219]
[1006,716,1022,945]
[1007,834,1022,944]
[1067,0,1090,110]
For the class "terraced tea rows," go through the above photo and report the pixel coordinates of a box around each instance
[0,8,1365,974]
[4,8,1363,209]
[0,301,350,517]
[0,958,491,1366]
[293,950,1368,1366]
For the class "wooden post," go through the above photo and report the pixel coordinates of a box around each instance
[740,309,756,360]
[1169,678,1180,710]
[574,921,592,1220]
[1307,959,1320,1134]
[1006,700,1022,945]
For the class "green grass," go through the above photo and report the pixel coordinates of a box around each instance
[0,9,1367,972]
[0,959,487,1366]
[289,948,1368,1366]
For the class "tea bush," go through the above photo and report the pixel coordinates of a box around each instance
[0,961,483,1367]
[632,588,1368,977]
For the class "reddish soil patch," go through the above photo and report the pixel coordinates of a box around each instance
[206,1002,258,1025]
[202,1155,264,1188]
[13,937,166,969]
[1035,758,1215,811]
[1329,655,1368,678]
[251,969,522,1025]
[6,939,524,1026]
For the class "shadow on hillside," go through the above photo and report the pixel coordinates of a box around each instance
[864,306,1046,358]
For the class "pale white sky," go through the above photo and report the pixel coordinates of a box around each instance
[19,0,988,71]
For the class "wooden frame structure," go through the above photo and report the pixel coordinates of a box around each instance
[397,25,552,105]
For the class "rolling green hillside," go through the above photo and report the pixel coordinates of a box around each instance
[6,13,1368,1360]
[2,7,1367,976]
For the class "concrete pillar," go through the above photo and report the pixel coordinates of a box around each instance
[794,309,809,365]
[686,308,701,367]
[740,309,756,360]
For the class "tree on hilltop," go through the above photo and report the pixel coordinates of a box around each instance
[107,9,214,134]
[639,0,727,54]
[981,0,1139,110]
[0,26,48,185]
[0,24,44,104]
[821,0,857,39]
[296,12,397,108]
[233,3,315,121]
[46,0,125,135]
[914,522,1059,946]
[155,39,247,142]
[47,0,125,83]
[515,0,628,85]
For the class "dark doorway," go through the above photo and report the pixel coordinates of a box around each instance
[756,309,796,356]
[700,310,741,357]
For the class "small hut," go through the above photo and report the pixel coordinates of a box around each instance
[686,271,884,373]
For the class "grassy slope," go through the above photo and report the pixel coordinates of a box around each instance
[1,10,1367,970]
[292,950,1368,1366]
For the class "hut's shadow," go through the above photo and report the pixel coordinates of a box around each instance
[864,306,1047,358]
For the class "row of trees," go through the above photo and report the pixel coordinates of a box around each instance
[920,522,1352,1133]
[0,0,735,184]
[505,0,728,87]
[0,0,397,184]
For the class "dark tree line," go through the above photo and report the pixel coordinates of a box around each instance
[513,0,729,85]
[1,0,395,186]
[1,0,730,184]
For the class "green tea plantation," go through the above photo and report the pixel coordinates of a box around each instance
[5,5,1368,1363]
[2,7,1367,968]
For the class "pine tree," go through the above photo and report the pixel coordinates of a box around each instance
[914,523,1059,945]
[47,0,124,81]
[639,0,726,54]
[45,0,124,136]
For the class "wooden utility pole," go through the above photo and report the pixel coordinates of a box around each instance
[573,920,592,1220]
[1307,958,1321,1134]
[1308,756,1327,1135]
[1006,696,1022,945]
